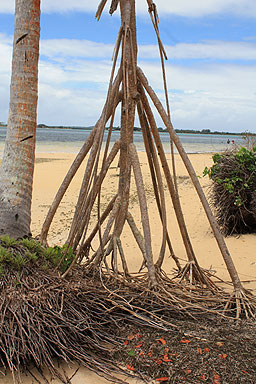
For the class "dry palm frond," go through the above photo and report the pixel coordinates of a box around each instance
[96,0,108,21]
[110,0,120,15]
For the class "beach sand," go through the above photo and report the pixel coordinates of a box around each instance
[2,149,256,383]
[31,151,256,288]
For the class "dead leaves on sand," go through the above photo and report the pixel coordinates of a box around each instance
[121,329,255,383]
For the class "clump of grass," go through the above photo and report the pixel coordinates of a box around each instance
[0,236,75,276]
[203,147,256,235]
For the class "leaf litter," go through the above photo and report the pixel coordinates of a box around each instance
[116,315,256,383]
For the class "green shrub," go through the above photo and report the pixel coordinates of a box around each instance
[0,237,75,276]
[203,147,256,235]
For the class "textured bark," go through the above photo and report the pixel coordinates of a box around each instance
[129,143,157,286]
[0,0,40,239]
[72,140,121,250]
[137,101,167,267]
[113,0,137,238]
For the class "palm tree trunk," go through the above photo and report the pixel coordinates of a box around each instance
[0,0,40,239]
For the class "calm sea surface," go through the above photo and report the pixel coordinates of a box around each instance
[0,126,245,155]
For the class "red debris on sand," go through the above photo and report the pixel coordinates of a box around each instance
[126,364,134,371]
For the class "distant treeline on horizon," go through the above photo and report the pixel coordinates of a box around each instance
[36,124,253,136]
[0,122,254,136]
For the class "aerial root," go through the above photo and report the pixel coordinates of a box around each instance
[1,259,254,384]
[174,260,220,292]
[223,287,256,319]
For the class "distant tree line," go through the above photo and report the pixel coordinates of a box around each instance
[34,124,254,136]
[0,122,254,136]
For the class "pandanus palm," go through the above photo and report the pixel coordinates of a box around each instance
[41,0,255,319]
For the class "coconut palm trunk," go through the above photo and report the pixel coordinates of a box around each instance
[0,0,41,239]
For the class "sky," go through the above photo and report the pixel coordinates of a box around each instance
[0,0,256,133]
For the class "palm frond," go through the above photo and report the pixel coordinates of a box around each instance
[96,0,108,21]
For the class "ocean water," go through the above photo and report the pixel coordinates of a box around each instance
[0,126,245,155]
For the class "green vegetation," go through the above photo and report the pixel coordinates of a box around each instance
[0,236,75,276]
[203,147,256,234]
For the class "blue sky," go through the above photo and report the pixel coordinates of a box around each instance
[0,0,256,132]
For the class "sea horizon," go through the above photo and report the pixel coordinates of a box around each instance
[0,126,245,155]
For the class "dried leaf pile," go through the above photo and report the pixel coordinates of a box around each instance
[119,318,256,383]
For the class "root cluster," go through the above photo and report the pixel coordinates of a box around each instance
[0,264,128,383]
[0,252,255,382]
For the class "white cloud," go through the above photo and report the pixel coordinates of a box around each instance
[38,83,106,126]
[39,58,113,87]
[41,39,114,59]
[0,33,255,132]
[148,0,256,18]
[0,33,12,69]
[1,0,256,17]
[38,59,256,131]
[0,1,14,13]
[141,41,256,60]
[41,38,256,61]
[0,34,12,122]
[140,61,256,131]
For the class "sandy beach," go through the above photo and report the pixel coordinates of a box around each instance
[1,148,256,383]
[31,150,256,289]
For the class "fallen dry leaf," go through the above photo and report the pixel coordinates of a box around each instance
[213,373,221,384]
[163,354,172,362]
[158,337,166,345]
